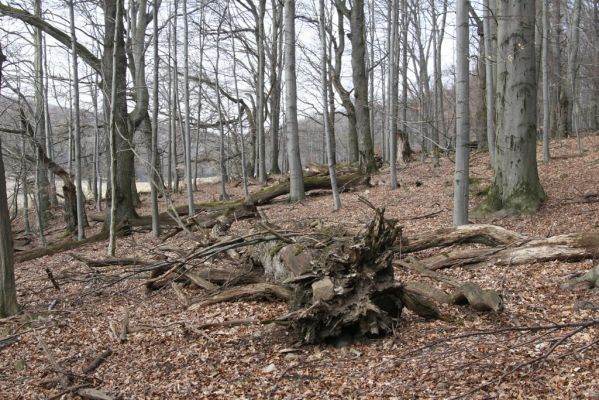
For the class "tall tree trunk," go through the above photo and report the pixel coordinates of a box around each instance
[481,0,545,215]
[0,44,19,317]
[319,0,341,209]
[257,0,267,182]
[564,0,581,136]
[541,0,550,162]
[103,0,138,229]
[399,0,412,163]
[454,0,470,226]
[551,0,565,137]
[483,0,496,166]
[269,0,283,175]
[70,0,86,240]
[388,0,399,189]
[284,0,304,201]
[182,0,194,214]
[150,0,160,237]
[33,0,50,223]
[348,0,376,172]
[330,8,358,162]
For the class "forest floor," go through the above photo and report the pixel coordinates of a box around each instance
[1,135,598,399]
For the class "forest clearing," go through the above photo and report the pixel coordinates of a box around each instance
[1,136,598,399]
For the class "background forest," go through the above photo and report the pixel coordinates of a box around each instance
[0,0,598,398]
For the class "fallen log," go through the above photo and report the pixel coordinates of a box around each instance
[398,224,525,253]
[15,231,109,263]
[397,258,503,312]
[418,231,599,270]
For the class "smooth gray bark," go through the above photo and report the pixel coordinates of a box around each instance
[151,0,160,237]
[483,0,496,166]
[284,0,304,201]
[33,0,50,223]
[319,0,341,209]
[0,137,18,317]
[453,0,470,226]
[70,0,85,240]
[542,0,550,162]
[108,0,121,256]
[388,0,399,189]
[564,0,581,137]
[481,0,545,215]
[182,0,194,215]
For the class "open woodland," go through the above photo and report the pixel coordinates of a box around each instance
[1,0,599,398]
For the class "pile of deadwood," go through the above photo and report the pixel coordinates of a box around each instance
[139,195,599,345]
[19,166,599,344]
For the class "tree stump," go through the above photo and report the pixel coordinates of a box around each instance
[251,208,406,344]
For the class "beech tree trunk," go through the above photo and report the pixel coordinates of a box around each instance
[284,0,304,201]
[480,0,545,215]
[453,0,470,225]
[0,46,18,317]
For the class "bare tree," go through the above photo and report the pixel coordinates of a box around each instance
[319,0,340,209]
[336,0,376,172]
[182,0,194,214]
[69,0,86,240]
[481,0,545,214]
[284,0,304,201]
[483,0,496,166]
[388,0,399,189]
[150,0,160,237]
[453,0,470,226]
[542,0,550,162]
[0,43,19,318]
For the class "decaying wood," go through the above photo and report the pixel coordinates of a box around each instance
[269,208,410,344]
[188,283,291,310]
[15,231,109,263]
[418,231,599,270]
[397,258,503,312]
[76,388,114,400]
[562,264,599,290]
[70,254,151,268]
[398,224,525,253]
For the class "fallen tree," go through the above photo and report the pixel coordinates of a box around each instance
[416,231,599,270]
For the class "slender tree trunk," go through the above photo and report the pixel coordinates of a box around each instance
[483,0,496,166]
[564,0,581,136]
[108,0,122,256]
[454,0,470,226]
[257,0,267,182]
[319,0,341,209]
[0,136,18,317]
[388,0,399,189]
[399,0,412,163]
[182,0,194,214]
[0,45,18,317]
[269,0,283,175]
[552,0,565,137]
[70,0,85,240]
[33,0,50,223]
[542,0,550,162]
[284,0,304,201]
[214,14,228,201]
[151,0,160,237]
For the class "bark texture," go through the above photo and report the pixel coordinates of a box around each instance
[480,0,545,215]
